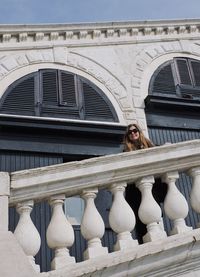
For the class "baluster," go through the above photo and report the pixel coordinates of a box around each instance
[163,171,192,235]
[81,188,108,260]
[136,176,167,242]
[188,167,200,226]
[109,182,138,251]
[14,200,41,272]
[46,194,75,270]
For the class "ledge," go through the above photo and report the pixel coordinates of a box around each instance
[0,19,200,46]
[43,229,200,277]
[9,139,200,204]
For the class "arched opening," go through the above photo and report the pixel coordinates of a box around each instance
[0,69,118,122]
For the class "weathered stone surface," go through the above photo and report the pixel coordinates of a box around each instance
[0,231,38,277]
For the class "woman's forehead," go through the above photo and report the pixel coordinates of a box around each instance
[129,125,137,129]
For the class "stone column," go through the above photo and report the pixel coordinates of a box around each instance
[14,200,41,272]
[136,176,167,242]
[81,188,108,260]
[188,167,200,226]
[46,194,75,270]
[163,171,192,235]
[0,172,10,231]
[109,182,138,251]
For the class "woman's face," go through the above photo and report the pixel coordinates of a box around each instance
[128,126,140,141]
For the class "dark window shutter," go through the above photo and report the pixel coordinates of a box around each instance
[82,80,117,122]
[0,69,119,123]
[60,72,77,107]
[0,75,35,115]
[42,70,58,105]
[41,70,80,119]
[176,59,192,85]
[151,62,176,95]
[190,60,200,87]
[148,57,200,104]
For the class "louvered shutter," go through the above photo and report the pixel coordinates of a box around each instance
[82,80,117,122]
[60,72,77,107]
[0,75,35,115]
[41,70,80,119]
[151,62,176,95]
[0,69,119,122]
[190,60,200,86]
[42,70,58,105]
[176,59,192,85]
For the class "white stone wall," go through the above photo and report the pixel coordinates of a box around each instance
[1,20,200,133]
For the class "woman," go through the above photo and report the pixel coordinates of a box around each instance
[123,123,166,243]
[123,123,154,152]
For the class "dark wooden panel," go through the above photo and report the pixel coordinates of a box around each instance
[148,126,200,145]
[146,112,200,130]
[0,115,125,156]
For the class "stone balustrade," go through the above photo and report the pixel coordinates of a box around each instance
[1,139,200,274]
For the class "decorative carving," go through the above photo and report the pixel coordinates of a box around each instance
[79,31,88,39]
[19,33,28,42]
[178,26,187,34]
[131,28,139,36]
[35,32,44,41]
[167,26,176,35]
[144,28,152,36]
[93,30,101,38]
[106,29,115,37]
[65,31,73,39]
[119,29,127,37]
[190,25,198,33]
[50,32,59,40]
[0,21,199,47]
[155,27,164,35]
[2,34,11,42]
[0,65,8,78]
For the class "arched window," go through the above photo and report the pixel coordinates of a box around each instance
[149,57,200,99]
[0,69,118,123]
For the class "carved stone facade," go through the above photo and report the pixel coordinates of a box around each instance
[0,19,200,131]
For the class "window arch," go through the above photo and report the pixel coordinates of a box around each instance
[0,69,119,123]
[149,57,200,100]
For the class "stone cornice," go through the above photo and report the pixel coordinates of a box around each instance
[0,19,200,47]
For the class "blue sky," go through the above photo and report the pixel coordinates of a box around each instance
[0,0,200,25]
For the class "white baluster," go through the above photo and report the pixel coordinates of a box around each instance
[14,200,41,272]
[136,176,167,242]
[188,167,200,226]
[109,182,138,251]
[81,188,108,260]
[163,171,192,235]
[46,194,75,270]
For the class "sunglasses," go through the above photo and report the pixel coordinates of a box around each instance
[128,129,139,135]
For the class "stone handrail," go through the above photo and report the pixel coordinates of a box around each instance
[9,139,200,204]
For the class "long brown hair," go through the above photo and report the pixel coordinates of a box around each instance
[123,123,154,151]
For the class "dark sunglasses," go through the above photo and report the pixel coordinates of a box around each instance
[128,129,139,134]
